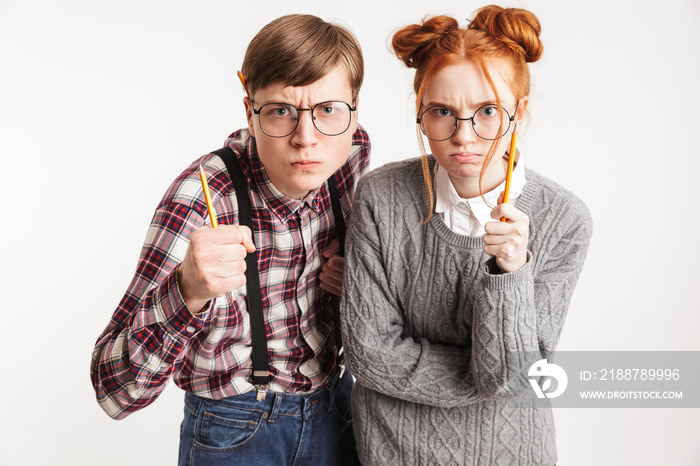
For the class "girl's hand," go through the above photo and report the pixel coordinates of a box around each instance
[483,192,529,273]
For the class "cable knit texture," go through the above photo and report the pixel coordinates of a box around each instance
[341,156,592,466]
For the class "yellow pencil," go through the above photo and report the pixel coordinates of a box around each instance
[500,132,518,222]
[237,71,250,98]
[199,164,218,228]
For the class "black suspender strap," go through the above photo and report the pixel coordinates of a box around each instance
[213,147,269,401]
[326,176,346,377]
[327,177,346,256]
[212,146,348,400]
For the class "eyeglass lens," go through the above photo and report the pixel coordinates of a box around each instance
[257,101,352,137]
[419,105,512,141]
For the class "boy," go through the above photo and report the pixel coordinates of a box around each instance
[91,14,369,465]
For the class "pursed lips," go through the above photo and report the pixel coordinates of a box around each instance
[451,152,481,163]
[291,160,321,170]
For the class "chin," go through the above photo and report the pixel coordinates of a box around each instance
[290,175,328,196]
[448,166,481,179]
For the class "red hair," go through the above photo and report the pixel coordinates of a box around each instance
[392,6,543,219]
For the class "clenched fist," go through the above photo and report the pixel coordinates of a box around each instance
[177,225,256,313]
[483,191,529,273]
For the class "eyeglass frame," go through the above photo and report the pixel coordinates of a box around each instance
[251,100,357,138]
[416,103,519,141]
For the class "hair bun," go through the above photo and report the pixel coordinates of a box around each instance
[392,15,460,69]
[469,5,543,63]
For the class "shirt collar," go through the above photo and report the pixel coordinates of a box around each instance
[434,151,527,227]
[227,132,326,223]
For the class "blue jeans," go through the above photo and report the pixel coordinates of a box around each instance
[178,372,359,465]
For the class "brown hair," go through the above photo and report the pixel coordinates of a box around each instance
[241,14,364,100]
[391,5,543,219]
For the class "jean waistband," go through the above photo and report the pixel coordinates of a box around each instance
[185,371,351,421]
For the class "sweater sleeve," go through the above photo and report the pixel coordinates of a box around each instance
[471,194,592,397]
[342,176,489,409]
[532,191,593,355]
[342,170,593,409]
[469,256,539,399]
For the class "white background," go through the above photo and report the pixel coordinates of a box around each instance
[1,0,699,464]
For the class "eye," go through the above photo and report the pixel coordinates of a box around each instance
[272,106,291,117]
[477,105,499,119]
[316,101,346,117]
[429,106,453,118]
[264,104,296,118]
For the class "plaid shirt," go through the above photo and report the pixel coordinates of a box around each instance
[91,127,370,419]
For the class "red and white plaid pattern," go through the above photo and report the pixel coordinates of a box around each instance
[91,127,370,419]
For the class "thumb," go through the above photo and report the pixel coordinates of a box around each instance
[497,191,506,205]
[323,239,340,258]
[238,225,256,252]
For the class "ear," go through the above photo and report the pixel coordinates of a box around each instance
[352,96,360,113]
[348,96,360,134]
[513,96,529,136]
[243,96,256,138]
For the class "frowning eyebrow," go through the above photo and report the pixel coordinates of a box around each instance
[422,99,501,109]
[253,99,348,107]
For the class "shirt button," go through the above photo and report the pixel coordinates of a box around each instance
[186,326,196,333]
[301,321,308,329]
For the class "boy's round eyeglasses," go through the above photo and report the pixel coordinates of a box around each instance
[252,101,356,138]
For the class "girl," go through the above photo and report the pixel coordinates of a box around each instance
[341,6,591,465]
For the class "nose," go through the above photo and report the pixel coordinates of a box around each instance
[290,109,318,147]
[451,118,477,145]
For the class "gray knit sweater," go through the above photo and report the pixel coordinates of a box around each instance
[341,157,592,466]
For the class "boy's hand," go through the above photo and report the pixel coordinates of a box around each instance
[320,239,344,297]
[178,225,256,314]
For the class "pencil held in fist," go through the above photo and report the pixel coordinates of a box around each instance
[178,225,256,313]
[199,165,219,228]
[484,198,529,273]
[500,132,518,222]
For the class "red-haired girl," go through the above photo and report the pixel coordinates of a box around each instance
[342,6,592,465]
